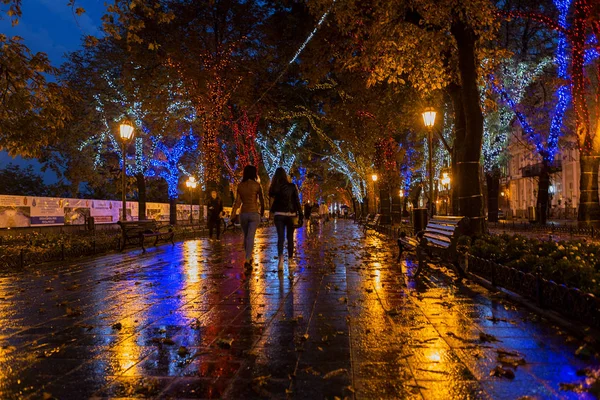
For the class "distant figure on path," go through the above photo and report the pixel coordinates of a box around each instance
[269,167,303,271]
[304,202,313,228]
[206,190,224,240]
[231,165,265,269]
[319,202,329,224]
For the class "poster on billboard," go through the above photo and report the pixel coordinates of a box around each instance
[0,195,174,228]
[30,197,64,226]
[64,198,91,225]
[89,200,118,224]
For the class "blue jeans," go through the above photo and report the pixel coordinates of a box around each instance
[240,212,260,260]
[274,215,295,258]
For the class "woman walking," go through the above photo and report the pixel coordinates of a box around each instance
[231,165,265,269]
[269,167,303,271]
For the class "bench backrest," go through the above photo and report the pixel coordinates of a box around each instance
[118,220,159,235]
[423,216,468,249]
[373,214,381,224]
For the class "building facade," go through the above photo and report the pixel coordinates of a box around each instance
[502,132,580,220]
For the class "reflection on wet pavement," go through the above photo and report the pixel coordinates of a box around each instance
[0,220,597,399]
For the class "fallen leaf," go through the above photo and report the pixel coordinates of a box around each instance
[490,365,515,379]
[216,338,234,349]
[323,368,348,379]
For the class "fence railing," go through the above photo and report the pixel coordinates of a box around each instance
[468,255,600,329]
[0,224,210,269]
[489,221,598,239]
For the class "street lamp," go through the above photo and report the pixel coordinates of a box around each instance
[371,174,378,213]
[185,176,197,224]
[422,107,437,217]
[441,172,450,215]
[119,121,134,221]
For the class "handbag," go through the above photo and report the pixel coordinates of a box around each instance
[291,215,302,228]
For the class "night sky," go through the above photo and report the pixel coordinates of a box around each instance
[0,0,106,183]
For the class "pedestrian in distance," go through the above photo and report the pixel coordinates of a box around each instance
[304,201,313,229]
[206,190,224,240]
[319,202,328,224]
[269,167,303,272]
[231,165,265,269]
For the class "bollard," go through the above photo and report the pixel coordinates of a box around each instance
[536,265,544,308]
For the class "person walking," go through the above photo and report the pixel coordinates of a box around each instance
[303,201,313,228]
[269,167,303,271]
[319,202,328,224]
[206,190,224,240]
[231,165,265,269]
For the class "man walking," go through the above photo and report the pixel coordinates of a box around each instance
[207,190,224,240]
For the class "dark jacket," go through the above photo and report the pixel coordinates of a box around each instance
[269,183,303,217]
[207,197,223,220]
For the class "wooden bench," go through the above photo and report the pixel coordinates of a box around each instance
[363,214,381,233]
[397,230,420,260]
[357,213,373,226]
[412,216,469,279]
[117,220,175,252]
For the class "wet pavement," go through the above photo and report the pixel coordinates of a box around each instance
[0,220,598,399]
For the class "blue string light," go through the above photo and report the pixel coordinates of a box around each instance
[151,134,199,199]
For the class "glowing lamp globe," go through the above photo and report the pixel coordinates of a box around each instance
[119,122,135,140]
[422,108,437,128]
[371,174,378,182]
[186,176,197,189]
[441,172,450,186]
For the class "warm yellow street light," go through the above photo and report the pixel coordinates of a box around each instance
[422,107,437,216]
[399,189,404,198]
[422,107,437,128]
[119,121,134,221]
[119,121,135,141]
[371,174,378,182]
[186,176,198,224]
[441,172,451,186]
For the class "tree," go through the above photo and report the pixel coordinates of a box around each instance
[0,163,49,196]
[501,0,600,225]
[151,134,199,224]
[221,109,262,188]
[307,0,501,233]
[0,29,71,156]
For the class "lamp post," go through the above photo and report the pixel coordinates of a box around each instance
[371,174,378,213]
[185,176,197,224]
[422,107,437,217]
[119,121,134,221]
[441,172,451,215]
[399,189,404,224]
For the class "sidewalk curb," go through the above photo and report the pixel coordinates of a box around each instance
[466,271,600,346]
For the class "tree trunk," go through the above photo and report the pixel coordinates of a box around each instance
[451,20,485,234]
[486,173,499,223]
[577,155,600,227]
[535,162,550,225]
[169,197,177,225]
[136,173,146,221]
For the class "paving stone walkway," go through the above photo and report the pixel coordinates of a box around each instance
[0,220,597,399]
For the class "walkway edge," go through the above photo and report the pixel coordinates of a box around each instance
[466,271,600,345]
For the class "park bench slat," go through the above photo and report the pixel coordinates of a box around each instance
[118,220,175,253]
[398,215,469,280]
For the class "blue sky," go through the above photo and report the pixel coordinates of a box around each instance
[0,0,106,183]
